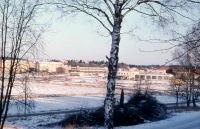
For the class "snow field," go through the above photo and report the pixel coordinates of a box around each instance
[3,78,200,129]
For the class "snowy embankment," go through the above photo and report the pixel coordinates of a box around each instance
[5,111,200,129]
[119,111,200,129]
[5,104,200,129]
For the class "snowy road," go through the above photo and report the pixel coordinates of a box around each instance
[118,111,200,129]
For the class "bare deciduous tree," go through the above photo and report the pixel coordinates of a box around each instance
[0,0,45,128]
[172,22,200,107]
[170,81,183,106]
[51,0,196,128]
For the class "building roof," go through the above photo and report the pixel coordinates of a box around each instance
[38,61,63,65]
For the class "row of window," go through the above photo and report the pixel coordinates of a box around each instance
[40,65,62,68]
[118,73,135,75]
[80,68,105,70]
[135,75,169,80]
[117,72,170,80]
[69,71,105,73]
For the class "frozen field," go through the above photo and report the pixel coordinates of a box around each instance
[10,79,171,97]
[8,95,185,115]
[11,82,107,96]
[2,77,200,129]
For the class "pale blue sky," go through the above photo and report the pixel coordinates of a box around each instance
[41,7,195,65]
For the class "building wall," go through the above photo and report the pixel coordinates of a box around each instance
[68,66,80,72]
[56,67,65,74]
[79,67,107,73]
[117,70,173,80]
[36,61,64,72]
[2,60,29,73]
[68,66,108,73]
[28,61,35,68]
[17,61,29,73]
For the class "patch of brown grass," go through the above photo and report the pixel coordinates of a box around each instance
[1,124,20,129]
[63,124,96,129]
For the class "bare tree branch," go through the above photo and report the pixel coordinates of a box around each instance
[49,0,199,128]
[122,2,140,18]
[0,1,46,128]
[55,2,112,34]
[104,0,116,20]
[187,0,200,3]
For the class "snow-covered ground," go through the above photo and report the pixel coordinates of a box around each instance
[116,111,200,129]
[11,82,107,96]
[8,95,105,115]
[8,94,186,115]
[2,78,200,129]
[5,110,200,129]
[10,80,171,97]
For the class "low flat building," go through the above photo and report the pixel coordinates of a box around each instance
[117,70,173,81]
[79,66,107,73]
[68,65,108,74]
[36,61,64,73]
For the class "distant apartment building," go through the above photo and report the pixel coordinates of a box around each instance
[79,66,107,73]
[68,65,108,73]
[68,65,79,72]
[18,60,30,73]
[0,59,29,73]
[36,61,64,73]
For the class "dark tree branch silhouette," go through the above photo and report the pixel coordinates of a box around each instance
[49,0,197,128]
[0,0,45,128]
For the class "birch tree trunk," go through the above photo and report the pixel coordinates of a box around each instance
[192,41,198,107]
[104,1,123,128]
[104,18,121,129]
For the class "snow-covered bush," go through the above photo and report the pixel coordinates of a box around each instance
[52,92,167,128]
[127,92,167,121]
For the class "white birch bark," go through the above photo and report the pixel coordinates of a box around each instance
[104,20,121,129]
[104,1,122,128]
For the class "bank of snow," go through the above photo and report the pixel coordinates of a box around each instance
[117,111,200,129]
